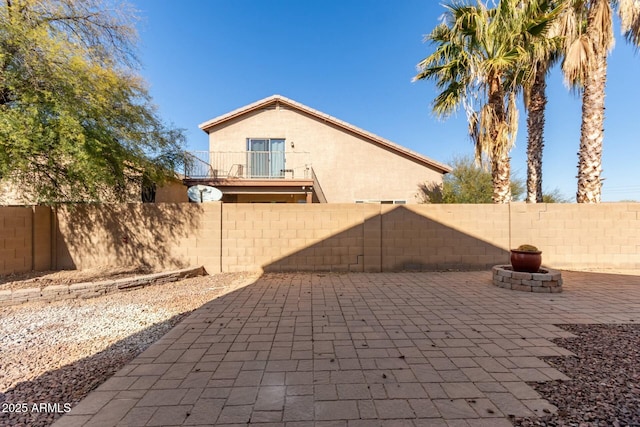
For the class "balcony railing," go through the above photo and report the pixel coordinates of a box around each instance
[184,151,312,180]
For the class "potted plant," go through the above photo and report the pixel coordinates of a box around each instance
[510,244,542,273]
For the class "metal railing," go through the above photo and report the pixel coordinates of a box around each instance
[184,151,312,180]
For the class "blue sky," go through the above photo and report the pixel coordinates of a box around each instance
[132,0,640,202]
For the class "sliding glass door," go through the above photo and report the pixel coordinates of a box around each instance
[247,138,285,178]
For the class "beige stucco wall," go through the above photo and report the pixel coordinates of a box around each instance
[1,177,188,205]
[155,180,188,203]
[0,181,31,205]
[207,106,445,203]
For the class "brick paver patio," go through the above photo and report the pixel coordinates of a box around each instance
[54,270,640,426]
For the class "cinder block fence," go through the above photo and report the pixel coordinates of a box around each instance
[0,206,51,275]
[1,203,639,276]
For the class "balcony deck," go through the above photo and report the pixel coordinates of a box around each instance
[184,151,312,182]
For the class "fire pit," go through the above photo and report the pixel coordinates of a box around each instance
[492,265,563,293]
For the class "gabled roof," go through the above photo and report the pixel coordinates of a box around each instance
[198,95,451,174]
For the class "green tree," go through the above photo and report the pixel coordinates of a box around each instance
[542,187,571,202]
[414,0,555,203]
[0,0,185,203]
[417,155,525,203]
[557,0,640,203]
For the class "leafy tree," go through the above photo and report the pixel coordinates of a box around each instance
[414,0,556,204]
[542,187,571,203]
[417,156,525,203]
[557,0,640,203]
[0,0,185,203]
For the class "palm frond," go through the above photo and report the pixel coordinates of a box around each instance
[552,0,586,53]
[432,81,467,118]
[562,33,593,87]
[591,0,615,53]
[619,0,640,46]
[505,91,519,149]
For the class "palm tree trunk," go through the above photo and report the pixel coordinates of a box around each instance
[492,150,511,203]
[488,78,512,204]
[577,54,607,203]
[526,67,547,203]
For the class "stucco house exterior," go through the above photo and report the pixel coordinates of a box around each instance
[187,95,450,203]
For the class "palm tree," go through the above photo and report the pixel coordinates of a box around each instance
[525,65,549,203]
[558,0,640,203]
[414,0,557,203]
[517,0,563,203]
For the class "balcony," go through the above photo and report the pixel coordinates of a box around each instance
[184,151,312,181]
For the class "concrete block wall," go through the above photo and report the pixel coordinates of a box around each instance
[0,206,51,275]
[380,204,510,271]
[54,203,222,274]
[222,204,377,272]
[509,203,640,269]
[1,203,639,276]
[32,206,52,271]
[0,207,33,275]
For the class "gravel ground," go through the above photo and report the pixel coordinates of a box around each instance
[0,271,260,427]
[513,324,640,427]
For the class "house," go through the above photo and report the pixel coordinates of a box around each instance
[187,95,450,203]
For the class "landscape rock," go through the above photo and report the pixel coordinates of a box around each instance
[0,271,259,427]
